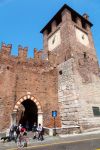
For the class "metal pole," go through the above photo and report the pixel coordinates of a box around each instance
[54,117,56,136]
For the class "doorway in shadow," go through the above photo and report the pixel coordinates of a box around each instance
[19,99,38,131]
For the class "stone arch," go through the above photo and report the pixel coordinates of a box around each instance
[13,95,42,113]
[11,94,43,126]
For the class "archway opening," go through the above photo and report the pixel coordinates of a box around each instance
[19,99,38,131]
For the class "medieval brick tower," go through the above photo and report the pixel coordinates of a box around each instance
[41,4,100,132]
[0,4,100,133]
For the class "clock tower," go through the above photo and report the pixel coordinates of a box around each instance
[41,4,100,131]
[41,5,99,72]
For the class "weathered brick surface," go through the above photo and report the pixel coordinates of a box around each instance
[0,4,100,133]
[42,5,100,132]
[0,46,61,131]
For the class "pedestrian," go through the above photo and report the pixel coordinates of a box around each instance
[37,124,44,141]
[17,131,23,147]
[18,124,22,132]
[32,122,37,139]
[9,124,15,141]
[21,127,26,133]
[17,128,27,148]
[15,124,22,143]
[15,126,20,140]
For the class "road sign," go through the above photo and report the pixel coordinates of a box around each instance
[52,110,57,118]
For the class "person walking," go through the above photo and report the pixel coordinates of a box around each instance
[18,124,22,132]
[32,122,37,139]
[17,127,27,148]
[37,124,44,141]
[9,124,15,141]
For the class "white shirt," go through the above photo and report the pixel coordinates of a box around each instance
[37,126,42,132]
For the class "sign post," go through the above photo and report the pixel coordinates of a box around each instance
[52,110,57,136]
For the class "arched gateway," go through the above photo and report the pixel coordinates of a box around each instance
[11,94,43,130]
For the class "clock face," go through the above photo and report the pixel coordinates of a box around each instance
[75,27,89,47]
[48,29,61,51]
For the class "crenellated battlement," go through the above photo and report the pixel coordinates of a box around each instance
[0,42,12,56]
[0,43,29,59]
[18,45,28,59]
[0,42,49,61]
[0,42,51,72]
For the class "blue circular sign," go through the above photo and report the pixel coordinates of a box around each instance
[52,111,57,118]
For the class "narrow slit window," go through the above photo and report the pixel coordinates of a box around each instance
[83,52,86,58]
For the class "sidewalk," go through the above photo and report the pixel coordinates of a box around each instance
[1,130,100,150]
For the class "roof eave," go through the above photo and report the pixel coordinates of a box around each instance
[40,4,93,34]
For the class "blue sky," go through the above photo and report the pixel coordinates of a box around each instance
[0,0,100,64]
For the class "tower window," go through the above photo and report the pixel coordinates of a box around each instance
[56,15,62,26]
[47,25,51,35]
[71,12,77,23]
[82,20,87,29]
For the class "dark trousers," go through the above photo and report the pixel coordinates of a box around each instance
[38,131,44,140]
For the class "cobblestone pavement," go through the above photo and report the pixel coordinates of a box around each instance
[0,134,60,150]
[0,131,100,150]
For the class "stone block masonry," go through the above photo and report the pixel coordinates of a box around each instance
[58,58,80,128]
